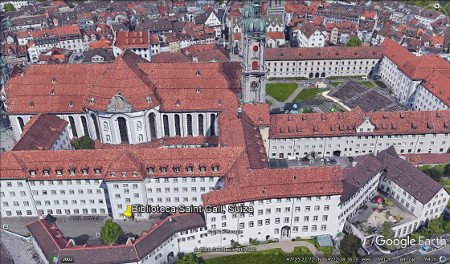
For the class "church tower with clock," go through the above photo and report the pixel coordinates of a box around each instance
[240,1,267,104]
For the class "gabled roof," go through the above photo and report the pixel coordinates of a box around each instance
[376,147,444,204]
[270,108,450,139]
[27,213,205,264]
[265,46,383,61]
[202,166,344,206]
[298,22,319,38]
[12,114,68,151]
[115,31,148,49]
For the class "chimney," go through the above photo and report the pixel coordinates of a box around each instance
[192,55,198,62]
[352,161,358,167]
[169,217,173,223]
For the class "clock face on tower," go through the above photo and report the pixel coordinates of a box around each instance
[250,81,259,91]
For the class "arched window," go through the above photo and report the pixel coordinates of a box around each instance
[163,115,170,137]
[91,114,100,140]
[148,113,157,139]
[321,72,326,78]
[187,114,193,136]
[174,114,181,136]
[315,72,320,78]
[117,117,129,143]
[309,73,313,78]
[210,114,216,136]
[68,116,78,137]
[80,116,89,137]
[198,114,204,135]
[17,117,24,131]
[252,61,258,70]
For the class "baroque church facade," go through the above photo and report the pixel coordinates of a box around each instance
[6,4,266,146]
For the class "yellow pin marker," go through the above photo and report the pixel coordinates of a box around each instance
[123,205,133,218]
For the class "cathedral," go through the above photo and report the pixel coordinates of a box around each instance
[4,2,269,146]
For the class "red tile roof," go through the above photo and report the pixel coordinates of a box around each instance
[270,107,450,139]
[267,31,285,40]
[6,53,240,114]
[265,46,383,61]
[202,166,343,206]
[381,38,450,107]
[1,146,243,180]
[242,104,270,126]
[403,153,450,166]
[12,114,68,151]
[115,31,149,49]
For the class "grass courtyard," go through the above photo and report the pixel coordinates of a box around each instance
[205,247,317,264]
[294,88,320,101]
[266,83,297,102]
[330,82,341,87]
[358,80,375,88]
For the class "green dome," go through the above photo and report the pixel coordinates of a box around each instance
[242,5,255,19]
[245,18,266,33]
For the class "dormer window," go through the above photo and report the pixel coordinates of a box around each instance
[56,170,62,175]
[94,168,101,175]
[212,165,220,172]
[82,169,88,175]
[160,167,168,173]
[147,167,155,173]
[121,172,126,177]
[29,170,36,176]
[69,169,75,175]
[132,171,137,177]
[187,166,193,173]
[110,171,115,177]
[199,166,206,172]
[43,170,50,176]
[173,166,180,173]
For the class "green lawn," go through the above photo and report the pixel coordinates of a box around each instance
[439,178,450,186]
[266,83,297,102]
[205,247,317,264]
[418,164,447,174]
[359,80,375,88]
[294,88,320,101]
[445,187,450,194]
[331,82,341,87]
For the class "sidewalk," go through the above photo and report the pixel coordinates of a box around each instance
[199,240,322,260]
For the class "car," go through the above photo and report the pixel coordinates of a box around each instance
[361,76,368,80]
[418,245,432,254]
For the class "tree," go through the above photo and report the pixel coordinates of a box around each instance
[380,222,395,249]
[72,136,95,149]
[421,167,442,182]
[100,219,123,245]
[3,3,15,12]
[177,253,205,264]
[346,36,362,47]
[444,163,450,176]
[339,234,361,258]
[428,217,445,237]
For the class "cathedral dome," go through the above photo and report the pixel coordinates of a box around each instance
[245,18,266,33]
[242,5,255,18]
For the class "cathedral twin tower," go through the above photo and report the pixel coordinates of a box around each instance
[240,1,267,104]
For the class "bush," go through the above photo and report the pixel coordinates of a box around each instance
[177,253,205,264]
[347,36,362,47]
[384,199,393,207]
[249,238,260,245]
[339,234,361,258]
[72,136,95,149]
[100,219,123,245]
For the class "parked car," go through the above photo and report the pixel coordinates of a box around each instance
[418,245,432,254]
